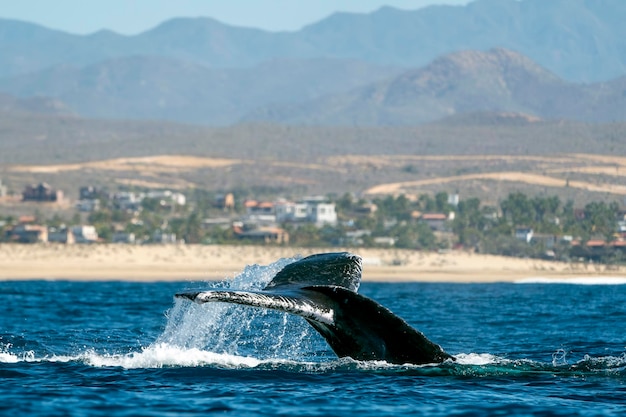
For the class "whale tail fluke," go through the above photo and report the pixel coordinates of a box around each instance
[175,252,453,365]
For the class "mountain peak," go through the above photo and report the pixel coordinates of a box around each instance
[245,47,623,126]
[385,48,561,104]
[434,48,554,75]
[145,16,268,36]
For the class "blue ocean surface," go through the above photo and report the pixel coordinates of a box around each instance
[1,256,625,416]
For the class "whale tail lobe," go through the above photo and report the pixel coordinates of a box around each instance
[176,252,453,365]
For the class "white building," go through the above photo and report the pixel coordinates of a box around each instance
[146,190,186,206]
[71,225,98,243]
[275,200,306,223]
[307,203,337,226]
[275,198,337,226]
[113,192,143,211]
[514,227,534,243]
[152,231,178,244]
[112,232,136,244]
[244,201,277,224]
[48,227,75,244]
[448,193,460,207]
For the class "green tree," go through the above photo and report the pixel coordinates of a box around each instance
[417,194,436,212]
[435,192,451,213]
[336,193,354,214]
[141,197,162,212]
[88,209,112,224]
[95,224,113,242]
[416,222,437,249]
[48,214,66,228]
[561,200,584,238]
[183,210,203,243]
[289,224,322,247]
[500,192,533,226]
[375,195,411,220]
[390,221,436,250]
[583,201,618,241]
[453,197,484,245]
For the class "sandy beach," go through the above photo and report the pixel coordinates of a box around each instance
[1,243,625,283]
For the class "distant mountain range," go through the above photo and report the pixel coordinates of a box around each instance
[1,0,625,81]
[244,49,626,125]
[0,0,625,126]
[0,57,399,125]
[2,48,624,126]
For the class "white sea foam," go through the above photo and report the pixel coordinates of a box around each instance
[0,352,19,363]
[515,277,626,285]
[0,344,266,369]
[453,353,501,365]
[85,343,262,369]
[0,343,35,363]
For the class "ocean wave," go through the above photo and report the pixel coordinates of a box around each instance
[515,277,626,285]
[2,343,625,379]
[84,343,263,369]
[0,343,35,363]
[0,351,19,363]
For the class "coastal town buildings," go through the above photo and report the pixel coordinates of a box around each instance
[22,183,63,202]
[274,197,338,226]
[71,225,99,243]
[9,223,48,243]
[241,197,337,232]
[2,180,626,264]
[48,227,75,244]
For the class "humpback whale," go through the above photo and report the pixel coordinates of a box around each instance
[176,252,453,365]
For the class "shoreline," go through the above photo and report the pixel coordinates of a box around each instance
[1,243,625,283]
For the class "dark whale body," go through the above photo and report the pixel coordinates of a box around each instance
[176,252,453,365]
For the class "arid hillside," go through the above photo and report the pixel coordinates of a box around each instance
[2,115,626,207]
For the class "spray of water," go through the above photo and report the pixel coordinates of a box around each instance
[0,256,333,369]
[552,348,568,366]
[152,255,330,363]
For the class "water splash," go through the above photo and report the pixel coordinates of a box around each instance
[153,255,331,362]
[454,353,501,366]
[85,343,263,369]
[0,256,332,370]
[0,342,34,363]
[570,353,626,374]
[552,348,569,366]
[0,343,19,363]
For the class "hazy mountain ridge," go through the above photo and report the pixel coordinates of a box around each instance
[0,0,625,82]
[244,49,626,125]
[1,47,624,126]
[0,56,400,124]
[0,0,625,126]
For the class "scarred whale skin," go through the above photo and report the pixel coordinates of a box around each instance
[176,252,453,365]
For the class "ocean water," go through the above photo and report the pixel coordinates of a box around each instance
[1,257,625,416]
